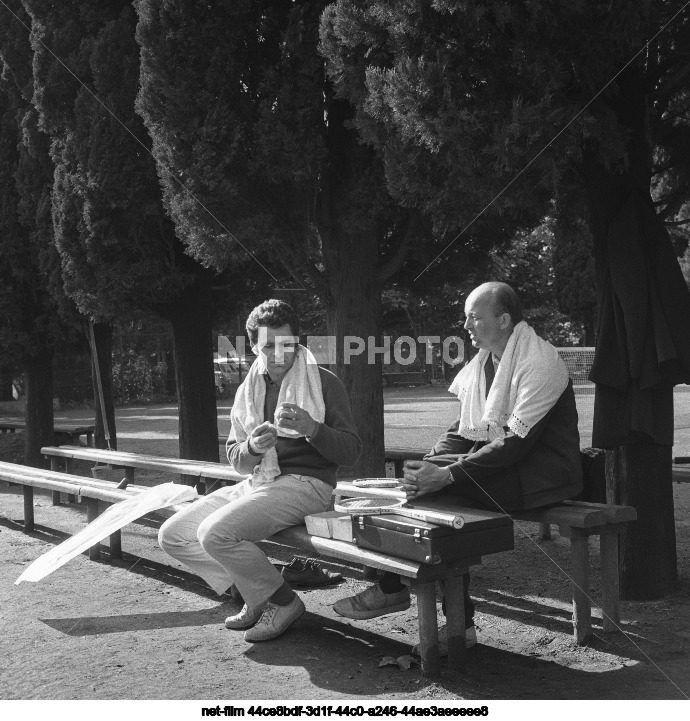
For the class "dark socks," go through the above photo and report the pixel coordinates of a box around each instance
[379,572,406,594]
[269,581,296,606]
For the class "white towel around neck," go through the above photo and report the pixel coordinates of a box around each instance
[448,321,569,441]
[230,344,325,485]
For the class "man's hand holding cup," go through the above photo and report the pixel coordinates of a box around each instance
[276,402,317,437]
[249,421,278,455]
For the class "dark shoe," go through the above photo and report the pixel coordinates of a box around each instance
[333,585,410,620]
[281,557,343,587]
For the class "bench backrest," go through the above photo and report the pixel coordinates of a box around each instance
[41,445,245,483]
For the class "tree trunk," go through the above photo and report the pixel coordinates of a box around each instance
[0,365,13,401]
[606,445,677,599]
[90,322,117,450]
[325,229,385,479]
[582,66,679,598]
[170,274,219,468]
[23,350,54,468]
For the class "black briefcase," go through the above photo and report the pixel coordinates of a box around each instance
[351,508,513,565]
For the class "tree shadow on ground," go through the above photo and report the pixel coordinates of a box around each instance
[246,613,685,700]
[40,607,228,635]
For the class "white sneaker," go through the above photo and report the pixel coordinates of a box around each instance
[412,624,477,656]
[225,603,265,630]
[244,596,306,642]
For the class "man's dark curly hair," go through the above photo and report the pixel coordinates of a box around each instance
[246,299,300,346]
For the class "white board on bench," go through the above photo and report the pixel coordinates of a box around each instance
[15,483,197,584]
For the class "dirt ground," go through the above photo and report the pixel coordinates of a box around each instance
[1,430,689,703]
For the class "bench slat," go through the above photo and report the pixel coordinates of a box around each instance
[512,506,606,528]
[270,526,424,576]
[672,465,690,483]
[561,500,637,523]
[269,526,480,582]
[385,448,426,462]
[41,446,245,483]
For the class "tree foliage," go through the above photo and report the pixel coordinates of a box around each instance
[23,0,190,320]
[321,0,690,598]
[320,0,690,264]
[134,0,424,475]
[0,0,79,465]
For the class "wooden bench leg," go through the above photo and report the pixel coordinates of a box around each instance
[414,580,440,678]
[117,467,135,490]
[444,574,467,673]
[85,497,101,561]
[23,485,35,532]
[362,565,378,581]
[539,522,552,540]
[60,458,78,503]
[600,529,620,632]
[569,531,592,644]
[110,530,122,560]
[50,458,62,505]
[204,477,223,495]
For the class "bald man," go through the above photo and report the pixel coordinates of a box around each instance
[334,282,583,652]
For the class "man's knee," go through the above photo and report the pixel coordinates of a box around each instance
[158,516,183,551]
[197,516,240,554]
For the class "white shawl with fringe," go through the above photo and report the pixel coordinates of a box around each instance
[449,321,569,441]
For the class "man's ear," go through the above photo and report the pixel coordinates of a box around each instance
[499,313,511,329]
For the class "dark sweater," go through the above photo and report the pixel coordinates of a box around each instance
[425,380,583,510]
[226,366,362,487]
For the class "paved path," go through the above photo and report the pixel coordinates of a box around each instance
[4,383,690,457]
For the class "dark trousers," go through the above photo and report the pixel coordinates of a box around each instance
[377,468,524,629]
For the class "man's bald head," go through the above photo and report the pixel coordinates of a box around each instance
[468,282,524,327]
[464,282,523,358]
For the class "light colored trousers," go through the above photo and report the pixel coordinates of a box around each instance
[158,474,332,608]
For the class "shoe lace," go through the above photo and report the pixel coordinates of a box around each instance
[258,603,278,625]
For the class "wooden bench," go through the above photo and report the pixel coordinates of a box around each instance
[383,371,428,387]
[672,464,690,483]
[41,445,246,498]
[2,460,489,677]
[267,526,482,677]
[0,460,149,561]
[348,462,638,645]
[1,422,95,446]
[510,501,636,643]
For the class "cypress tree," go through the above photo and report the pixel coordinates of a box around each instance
[321,0,690,597]
[23,0,227,463]
[135,0,424,476]
[0,0,76,466]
